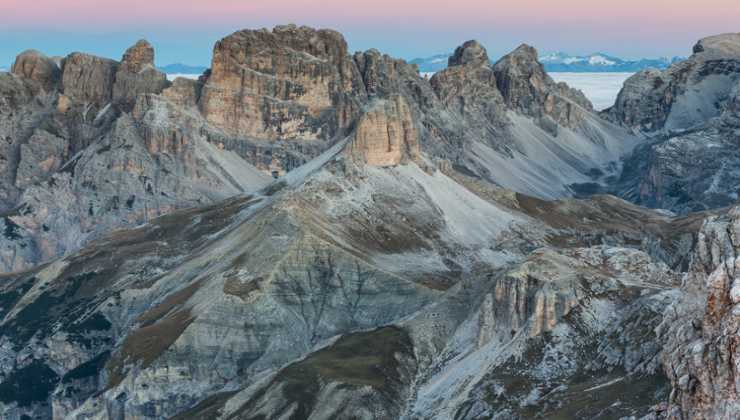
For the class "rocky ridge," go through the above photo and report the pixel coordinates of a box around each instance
[0,40,270,272]
[1,25,639,272]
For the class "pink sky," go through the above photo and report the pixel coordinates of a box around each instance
[2,0,738,27]
[1,0,739,64]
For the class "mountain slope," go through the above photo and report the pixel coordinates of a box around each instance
[0,134,708,419]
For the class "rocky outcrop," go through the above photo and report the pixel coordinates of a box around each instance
[493,44,593,127]
[162,77,203,109]
[10,50,61,93]
[112,40,169,110]
[448,40,489,67]
[349,95,420,166]
[199,24,365,141]
[60,52,118,105]
[692,33,740,59]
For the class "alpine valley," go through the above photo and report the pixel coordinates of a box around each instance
[0,25,739,420]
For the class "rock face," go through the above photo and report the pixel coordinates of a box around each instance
[349,95,420,166]
[10,50,61,93]
[428,40,635,199]
[659,208,740,419]
[610,33,740,214]
[0,26,644,271]
[0,140,709,420]
[607,32,740,132]
[199,24,365,141]
[493,44,593,128]
[60,52,119,105]
[430,40,508,130]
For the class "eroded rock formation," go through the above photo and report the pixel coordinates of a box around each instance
[349,95,420,166]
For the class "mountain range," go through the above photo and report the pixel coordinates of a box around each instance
[0,24,739,420]
[4,52,684,77]
[412,51,684,73]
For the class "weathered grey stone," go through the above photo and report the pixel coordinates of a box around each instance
[11,50,61,93]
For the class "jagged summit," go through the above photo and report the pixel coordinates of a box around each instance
[448,40,489,66]
[120,39,156,73]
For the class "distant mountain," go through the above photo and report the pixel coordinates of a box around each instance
[157,63,207,74]
[411,51,684,73]
[539,52,684,72]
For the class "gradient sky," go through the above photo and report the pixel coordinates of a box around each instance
[1,0,738,67]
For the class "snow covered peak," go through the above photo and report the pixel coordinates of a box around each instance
[588,54,617,65]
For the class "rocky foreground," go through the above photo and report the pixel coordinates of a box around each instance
[0,25,738,420]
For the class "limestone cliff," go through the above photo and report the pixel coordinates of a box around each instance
[349,95,420,166]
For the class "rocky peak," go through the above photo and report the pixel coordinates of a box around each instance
[349,95,420,167]
[120,39,155,73]
[493,43,592,126]
[113,39,168,110]
[448,40,489,67]
[11,49,61,92]
[198,25,364,148]
[692,33,740,59]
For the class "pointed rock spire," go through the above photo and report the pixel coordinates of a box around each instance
[120,39,156,73]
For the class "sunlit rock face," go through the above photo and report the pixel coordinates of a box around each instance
[349,95,420,167]
[199,24,366,141]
